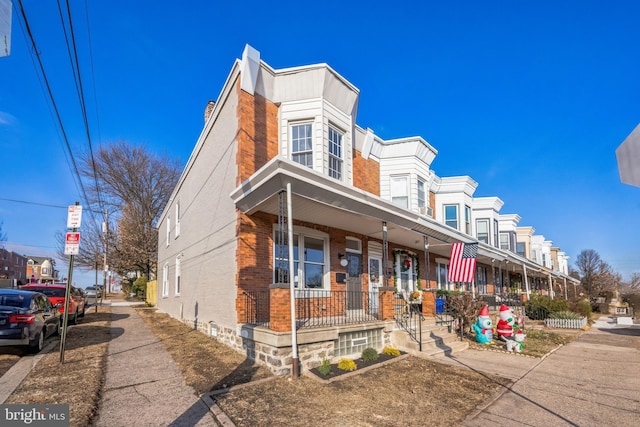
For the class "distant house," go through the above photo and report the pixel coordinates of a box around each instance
[0,249,28,287]
[156,45,577,375]
[26,256,59,284]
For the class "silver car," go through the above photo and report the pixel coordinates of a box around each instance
[84,286,102,299]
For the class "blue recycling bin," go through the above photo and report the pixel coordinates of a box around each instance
[436,297,445,314]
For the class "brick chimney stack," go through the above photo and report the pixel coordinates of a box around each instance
[204,100,216,124]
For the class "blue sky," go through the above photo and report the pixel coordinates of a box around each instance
[1,0,639,286]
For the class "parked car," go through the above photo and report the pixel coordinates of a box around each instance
[0,289,61,353]
[20,283,86,325]
[84,286,102,299]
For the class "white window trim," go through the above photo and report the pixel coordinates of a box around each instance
[391,175,409,209]
[444,204,459,230]
[272,225,330,291]
[328,124,344,181]
[175,257,181,296]
[175,202,181,238]
[290,121,314,168]
[162,263,169,297]
[166,216,171,247]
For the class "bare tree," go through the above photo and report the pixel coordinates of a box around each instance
[575,249,601,296]
[57,141,181,279]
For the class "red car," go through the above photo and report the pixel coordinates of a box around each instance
[21,283,87,325]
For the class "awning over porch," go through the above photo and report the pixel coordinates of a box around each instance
[230,157,575,285]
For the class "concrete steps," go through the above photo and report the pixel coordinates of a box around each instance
[392,321,469,357]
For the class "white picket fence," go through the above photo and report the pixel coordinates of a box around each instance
[544,317,587,329]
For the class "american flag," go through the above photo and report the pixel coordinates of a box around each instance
[447,242,478,283]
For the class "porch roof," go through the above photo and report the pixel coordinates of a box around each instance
[231,158,571,282]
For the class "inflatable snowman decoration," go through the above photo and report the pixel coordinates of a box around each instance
[472,305,493,344]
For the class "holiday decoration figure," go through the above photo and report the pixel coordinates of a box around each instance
[496,304,515,339]
[472,305,493,344]
[514,329,526,352]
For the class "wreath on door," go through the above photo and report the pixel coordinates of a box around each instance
[392,249,421,290]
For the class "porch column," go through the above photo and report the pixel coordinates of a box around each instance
[564,277,568,300]
[382,221,389,288]
[269,284,292,332]
[522,263,531,299]
[378,286,396,321]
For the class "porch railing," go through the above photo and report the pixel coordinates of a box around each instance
[480,293,523,311]
[242,289,270,328]
[394,293,423,349]
[241,289,379,329]
[295,289,379,328]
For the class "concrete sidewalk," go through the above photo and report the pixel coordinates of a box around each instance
[454,320,640,426]
[95,304,218,427]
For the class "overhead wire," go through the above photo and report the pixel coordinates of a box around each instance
[56,0,105,231]
[15,0,92,214]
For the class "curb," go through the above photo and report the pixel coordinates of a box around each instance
[0,340,58,404]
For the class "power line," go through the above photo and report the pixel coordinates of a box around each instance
[0,197,102,213]
[15,0,92,209]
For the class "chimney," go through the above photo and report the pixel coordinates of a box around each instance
[204,100,215,124]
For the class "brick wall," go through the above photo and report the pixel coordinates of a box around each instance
[236,82,279,184]
[352,149,380,195]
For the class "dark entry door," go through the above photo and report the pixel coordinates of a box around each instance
[346,253,363,310]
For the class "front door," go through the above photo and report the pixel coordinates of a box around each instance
[346,252,362,310]
[368,256,382,314]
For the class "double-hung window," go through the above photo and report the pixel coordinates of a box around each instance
[328,126,343,180]
[391,176,409,209]
[417,178,426,210]
[166,216,171,247]
[175,257,181,296]
[500,232,510,250]
[493,219,499,248]
[175,202,181,238]
[162,263,169,297]
[476,219,489,244]
[291,123,313,168]
[444,205,458,229]
[274,228,328,289]
[465,206,471,234]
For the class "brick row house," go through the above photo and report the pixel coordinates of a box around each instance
[156,45,578,375]
[0,249,28,286]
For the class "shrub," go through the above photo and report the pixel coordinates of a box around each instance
[382,346,401,357]
[337,358,357,372]
[131,276,148,298]
[525,294,569,320]
[548,311,581,320]
[361,347,379,362]
[318,358,331,376]
[571,298,592,318]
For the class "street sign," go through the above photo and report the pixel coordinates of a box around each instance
[64,232,81,255]
[67,205,83,229]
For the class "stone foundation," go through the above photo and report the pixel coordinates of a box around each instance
[179,317,396,376]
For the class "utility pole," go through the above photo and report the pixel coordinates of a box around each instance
[103,209,109,297]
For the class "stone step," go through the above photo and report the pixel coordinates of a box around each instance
[392,325,469,357]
